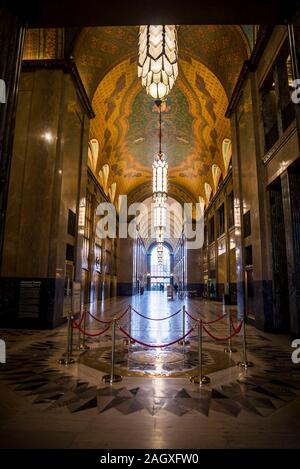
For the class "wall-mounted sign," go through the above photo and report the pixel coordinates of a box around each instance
[0,79,6,103]
[18,280,41,319]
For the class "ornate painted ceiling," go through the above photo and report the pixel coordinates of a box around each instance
[73,25,249,204]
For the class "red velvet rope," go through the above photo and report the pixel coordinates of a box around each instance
[116,306,131,321]
[71,312,85,329]
[73,322,111,337]
[117,324,194,348]
[202,320,243,341]
[185,310,227,325]
[87,305,130,324]
[202,314,227,325]
[230,318,244,334]
[131,306,182,321]
[86,312,113,324]
[185,310,199,321]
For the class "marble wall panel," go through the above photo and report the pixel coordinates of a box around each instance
[1,66,90,327]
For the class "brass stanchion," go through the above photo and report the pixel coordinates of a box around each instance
[190,320,210,385]
[224,308,237,353]
[80,307,90,350]
[123,305,134,346]
[58,311,75,365]
[76,313,82,350]
[178,305,189,346]
[237,314,253,368]
[102,318,122,384]
[70,314,74,354]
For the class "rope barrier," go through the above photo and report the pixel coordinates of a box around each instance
[202,320,243,342]
[87,305,130,324]
[71,312,85,329]
[202,314,227,325]
[73,321,111,337]
[230,317,244,334]
[130,306,182,321]
[86,311,114,325]
[71,304,243,349]
[117,324,195,348]
[185,310,199,322]
[185,310,227,325]
[67,301,250,383]
[115,306,131,322]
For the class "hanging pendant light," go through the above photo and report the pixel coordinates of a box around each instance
[138,25,178,100]
[157,243,164,263]
[152,101,168,245]
[152,100,168,200]
[152,155,168,199]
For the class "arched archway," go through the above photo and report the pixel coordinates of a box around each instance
[148,243,173,291]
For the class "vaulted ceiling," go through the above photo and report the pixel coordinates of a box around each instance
[74,25,249,204]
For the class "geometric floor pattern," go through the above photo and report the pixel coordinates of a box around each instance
[95,375,300,417]
[1,337,300,418]
[80,343,235,377]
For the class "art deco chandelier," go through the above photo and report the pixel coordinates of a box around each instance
[152,100,168,262]
[138,25,178,100]
[137,25,178,263]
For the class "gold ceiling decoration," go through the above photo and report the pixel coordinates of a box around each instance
[73,26,247,203]
[90,55,230,202]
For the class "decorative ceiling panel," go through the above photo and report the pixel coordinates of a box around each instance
[74,25,248,203]
[90,56,230,201]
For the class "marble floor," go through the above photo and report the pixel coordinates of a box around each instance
[0,292,300,449]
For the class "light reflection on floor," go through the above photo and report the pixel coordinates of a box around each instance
[1,292,300,448]
[79,291,236,377]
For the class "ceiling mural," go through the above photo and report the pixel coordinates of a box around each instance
[90,55,230,201]
[126,86,194,167]
[73,25,248,204]
[178,25,249,98]
[74,25,248,101]
[74,26,139,100]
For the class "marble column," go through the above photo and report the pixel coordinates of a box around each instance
[230,74,273,328]
[281,169,300,337]
[230,112,245,320]
[288,8,300,152]
[186,247,201,294]
[269,184,289,330]
[117,237,134,296]
[0,61,92,328]
[0,6,25,264]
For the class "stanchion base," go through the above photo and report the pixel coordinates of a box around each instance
[58,357,75,365]
[237,361,254,368]
[102,374,122,384]
[178,340,190,346]
[123,338,135,346]
[224,347,237,353]
[190,375,210,385]
[79,344,90,350]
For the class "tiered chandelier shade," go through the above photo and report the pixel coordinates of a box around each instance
[153,198,167,244]
[152,153,168,198]
[151,99,169,247]
[153,196,167,229]
[157,243,164,264]
[138,25,178,100]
